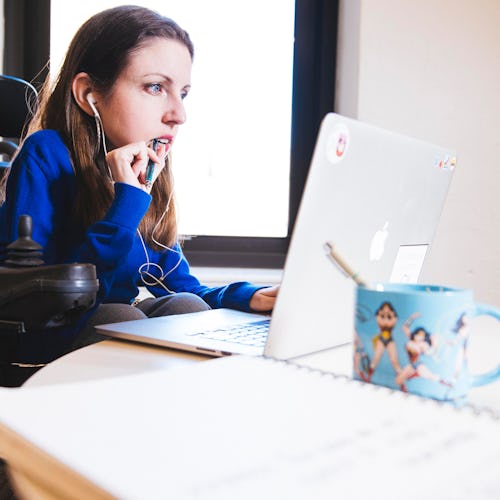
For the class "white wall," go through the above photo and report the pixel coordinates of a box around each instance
[336,0,500,305]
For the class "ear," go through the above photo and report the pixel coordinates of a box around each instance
[72,72,97,117]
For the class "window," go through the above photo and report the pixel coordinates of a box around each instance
[3,0,338,268]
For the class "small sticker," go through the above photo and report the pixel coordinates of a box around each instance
[389,245,428,283]
[326,123,350,164]
[434,154,457,171]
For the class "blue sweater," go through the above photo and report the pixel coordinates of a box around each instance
[0,130,262,362]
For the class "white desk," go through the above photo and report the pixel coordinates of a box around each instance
[24,314,500,409]
[24,339,209,387]
[2,314,500,498]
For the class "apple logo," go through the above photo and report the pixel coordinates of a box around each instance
[369,221,389,261]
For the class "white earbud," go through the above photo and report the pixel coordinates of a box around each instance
[86,91,112,181]
[87,93,100,118]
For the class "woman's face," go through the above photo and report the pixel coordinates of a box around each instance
[94,37,192,151]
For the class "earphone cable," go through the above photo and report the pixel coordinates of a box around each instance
[91,104,114,182]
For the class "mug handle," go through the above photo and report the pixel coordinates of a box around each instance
[470,303,500,387]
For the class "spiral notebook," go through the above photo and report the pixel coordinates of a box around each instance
[0,355,498,499]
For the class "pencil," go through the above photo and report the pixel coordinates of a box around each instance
[145,139,163,188]
[324,241,367,287]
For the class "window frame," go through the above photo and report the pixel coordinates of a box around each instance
[3,0,339,269]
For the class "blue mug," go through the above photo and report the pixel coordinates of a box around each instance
[353,283,500,403]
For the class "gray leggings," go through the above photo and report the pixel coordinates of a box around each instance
[70,292,211,351]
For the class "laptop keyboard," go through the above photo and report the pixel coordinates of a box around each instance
[185,319,270,347]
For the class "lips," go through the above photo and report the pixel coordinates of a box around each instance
[157,135,174,145]
[149,137,173,155]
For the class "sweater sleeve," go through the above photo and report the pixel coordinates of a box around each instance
[147,243,266,312]
[75,183,151,299]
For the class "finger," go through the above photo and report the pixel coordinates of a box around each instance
[127,142,151,177]
[155,141,168,161]
[261,285,280,297]
[135,144,158,183]
[139,146,167,188]
[106,142,149,186]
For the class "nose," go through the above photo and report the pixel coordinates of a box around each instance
[162,94,186,126]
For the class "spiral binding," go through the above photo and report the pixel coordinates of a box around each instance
[263,355,500,421]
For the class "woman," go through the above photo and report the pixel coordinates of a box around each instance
[0,5,278,364]
[368,301,401,378]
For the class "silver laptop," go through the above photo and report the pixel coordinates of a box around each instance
[96,113,456,359]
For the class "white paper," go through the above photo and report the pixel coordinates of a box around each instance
[0,356,499,499]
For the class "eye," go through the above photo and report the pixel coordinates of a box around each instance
[146,83,165,95]
[181,90,189,100]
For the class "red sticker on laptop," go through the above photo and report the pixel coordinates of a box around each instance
[326,123,350,163]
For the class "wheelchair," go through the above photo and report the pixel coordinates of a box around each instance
[0,215,99,386]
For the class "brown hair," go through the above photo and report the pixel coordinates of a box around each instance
[26,5,194,248]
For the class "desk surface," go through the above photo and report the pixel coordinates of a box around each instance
[24,339,209,387]
[3,315,500,499]
[25,315,500,413]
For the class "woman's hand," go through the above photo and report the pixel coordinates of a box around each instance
[249,285,280,312]
[105,141,167,192]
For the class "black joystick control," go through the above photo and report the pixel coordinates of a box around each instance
[4,214,44,267]
[0,214,99,330]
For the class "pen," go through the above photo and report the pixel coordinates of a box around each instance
[145,139,164,189]
[324,241,367,287]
